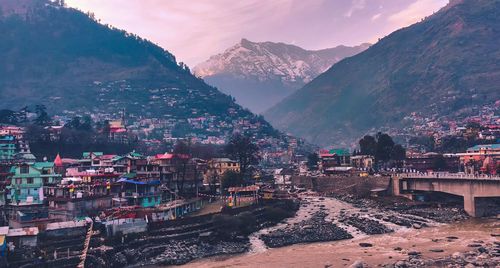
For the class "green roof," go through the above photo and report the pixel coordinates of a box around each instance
[329,148,350,157]
[33,162,54,169]
[83,152,103,158]
[112,156,124,162]
[0,144,16,148]
[128,152,143,158]
[121,172,136,179]
[467,144,500,151]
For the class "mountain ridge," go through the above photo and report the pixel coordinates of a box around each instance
[194,39,370,113]
[0,0,278,141]
[264,0,500,147]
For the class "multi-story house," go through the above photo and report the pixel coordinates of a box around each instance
[153,153,206,195]
[46,178,114,221]
[350,155,375,170]
[6,162,61,228]
[136,158,161,179]
[204,158,240,185]
[453,144,500,175]
[0,135,16,162]
[118,176,162,208]
[7,162,61,205]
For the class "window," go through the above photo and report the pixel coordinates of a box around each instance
[20,165,29,174]
[27,178,34,184]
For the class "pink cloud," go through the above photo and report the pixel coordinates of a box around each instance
[65,0,447,66]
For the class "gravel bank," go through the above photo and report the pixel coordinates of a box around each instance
[261,211,352,248]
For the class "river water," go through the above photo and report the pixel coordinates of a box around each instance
[183,191,499,268]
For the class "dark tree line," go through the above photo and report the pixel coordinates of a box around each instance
[219,133,261,191]
[307,153,319,169]
[224,133,260,177]
[358,132,406,163]
[0,105,138,159]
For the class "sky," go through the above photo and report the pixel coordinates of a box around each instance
[65,0,449,67]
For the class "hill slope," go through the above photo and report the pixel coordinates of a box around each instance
[194,39,369,113]
[265,0,500,146]
[0,0,276,139]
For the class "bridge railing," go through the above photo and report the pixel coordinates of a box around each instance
[396,172,500,180]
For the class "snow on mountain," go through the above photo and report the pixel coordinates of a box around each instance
[194,39,370,86]
[193,39,370,113]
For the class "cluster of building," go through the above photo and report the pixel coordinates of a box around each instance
[0,149,245,224]
[301,143,499,177]
[399,102,500,151]
[46,79,298,153]
[0,125,257,254]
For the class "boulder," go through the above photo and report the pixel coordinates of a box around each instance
[349,260,367,268]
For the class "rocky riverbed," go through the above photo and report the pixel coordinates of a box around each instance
[251,191,444,251]
[183,192,498,268]
[260,211,352,248]
[330,193,469,223]
[391,239,500,267]
[124,238,249,266]
[84,200,299,267]
[88,234,252,267]
[184,218,499,268]
[340,215,393,235]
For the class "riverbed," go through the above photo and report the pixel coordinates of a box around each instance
[182,192,499,267]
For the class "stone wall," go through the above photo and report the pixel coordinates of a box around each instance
[291,175,391,196]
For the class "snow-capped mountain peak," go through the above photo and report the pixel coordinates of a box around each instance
[194,39,370,86]
[193,39,370,113]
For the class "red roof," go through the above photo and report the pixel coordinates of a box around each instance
[155,153,173,160]
[54,154,63,167]
[99,154,117,160]
[110,128,126,133]
[155,153,189,160]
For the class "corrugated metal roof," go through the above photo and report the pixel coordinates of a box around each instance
[7,227,39,237]
[46,220,86,231]
[0,227,9,236]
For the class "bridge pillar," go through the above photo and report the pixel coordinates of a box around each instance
[463,195,476,217]
[391,177,400,195]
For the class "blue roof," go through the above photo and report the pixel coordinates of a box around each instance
[117,178,160,185]
[0,136,15,141]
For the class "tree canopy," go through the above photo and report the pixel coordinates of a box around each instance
[225,133,260,177]
[359,132,406,164]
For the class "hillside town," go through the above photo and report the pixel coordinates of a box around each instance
[0,121,498,266]
[384,101,500,152]
[0,0,499,267]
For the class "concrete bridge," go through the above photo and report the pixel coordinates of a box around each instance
[392,173,500,217]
